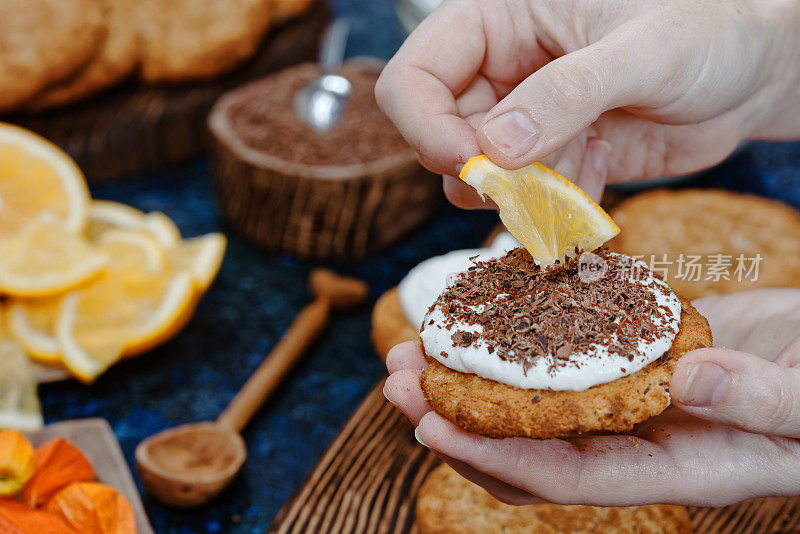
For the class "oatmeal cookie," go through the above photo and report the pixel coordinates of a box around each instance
[420,296,711,440]
[0,0,105,112]
[608,189,800,299]
[371,287,420,360]
[135,0,272,82]
[416,464,693,534]
[25,0,139,110]
[270,0,315,24]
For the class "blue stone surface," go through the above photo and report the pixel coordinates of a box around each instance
[37,1,800,532]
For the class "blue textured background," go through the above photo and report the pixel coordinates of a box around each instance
[37,1,800,532]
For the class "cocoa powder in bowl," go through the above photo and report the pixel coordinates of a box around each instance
[226,61,409,166]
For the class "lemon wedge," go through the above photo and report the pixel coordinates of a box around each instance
[460,155,620,265]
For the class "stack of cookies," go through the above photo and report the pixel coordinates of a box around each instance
[0,0,315,113]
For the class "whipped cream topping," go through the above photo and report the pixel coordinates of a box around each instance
[417,250,682,392]
[398,232,521,330]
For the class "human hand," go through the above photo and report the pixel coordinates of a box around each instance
[376,0,800,208]
[383,288,800,506]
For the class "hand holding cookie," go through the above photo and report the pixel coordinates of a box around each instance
[384,287,800,507]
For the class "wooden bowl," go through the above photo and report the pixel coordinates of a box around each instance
[207,59,439,261]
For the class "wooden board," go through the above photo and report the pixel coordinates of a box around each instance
[1,4,329,182]
[269,381,800,534]
[28,418,154,534]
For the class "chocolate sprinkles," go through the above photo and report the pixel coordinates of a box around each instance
[432,248,676,375]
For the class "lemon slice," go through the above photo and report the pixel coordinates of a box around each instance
[0,340,44,431]
[86,200,146,242]
[87,200,182,249]
[460,155,620,265]
[168,233,226,291]
[8,298,62,364]
[142,212,182,249]
[0,124,89,238]
[0,218,107,297]
[55,229,195,383]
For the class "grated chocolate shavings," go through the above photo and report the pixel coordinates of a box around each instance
[433,248,676,375]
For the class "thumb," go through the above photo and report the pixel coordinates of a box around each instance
[671,348,800,438]
[477,38,656,169]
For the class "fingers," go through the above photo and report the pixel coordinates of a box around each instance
[431,453,543,506]
[375,1,486,176]
[386,341,427,373]
[672,347,800,438]
[573,138,610,202]
[383,369,431,425]
[476,34,664,170]
[442,175,497,209]
[414,412,679,505]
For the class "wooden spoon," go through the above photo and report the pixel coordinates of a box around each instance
[135,269,369,508]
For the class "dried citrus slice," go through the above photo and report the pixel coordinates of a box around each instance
[0,218,107,297]
[55,229,194,383]
[0,124,89,238]
[0,341,44,432]
[460,155,620,265]
[168,233,226,291]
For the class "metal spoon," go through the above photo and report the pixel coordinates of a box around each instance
[294,19,353,132]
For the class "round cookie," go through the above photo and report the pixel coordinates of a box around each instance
[270,0,315,24]
[420,296,712,440]
[135,0,272,82]
[608,189,800,300]
[0,0,105,112]
[25,0,139,110]
[416,464,693,534]
[371,287,421,360]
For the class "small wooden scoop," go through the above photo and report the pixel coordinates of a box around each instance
[135,269,369,508]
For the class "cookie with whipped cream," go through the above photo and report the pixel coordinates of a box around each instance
[416,464,693,534]
[419,248,712,439]
[371,233,521,359]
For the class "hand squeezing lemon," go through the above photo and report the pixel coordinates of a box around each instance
[459,155,619,266]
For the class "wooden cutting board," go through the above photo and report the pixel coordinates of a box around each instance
[268,381,800,534]
[1,3,329,183]
[27,418,154,534]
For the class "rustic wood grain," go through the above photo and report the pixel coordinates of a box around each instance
[1,4,329,182]
[28,418,154,534]
[207,57,440,261]
[269,380,800,534]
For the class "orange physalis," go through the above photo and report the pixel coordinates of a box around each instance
[45,482,136,534]
[22,438,96,507]
[0,499,71,534]
[0,430,36,497]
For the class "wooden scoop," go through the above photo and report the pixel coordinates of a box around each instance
[135,269,369,508]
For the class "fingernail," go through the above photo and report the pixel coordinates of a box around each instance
[414,427,429,448]
[679,362,731,406]
[482,111,538,158]
[590,140,612,174]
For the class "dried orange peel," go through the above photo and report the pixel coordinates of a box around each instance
[0,430,35,496]
[459,155,620,266]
